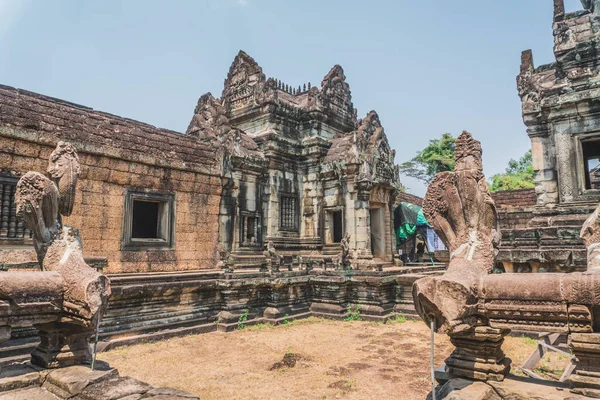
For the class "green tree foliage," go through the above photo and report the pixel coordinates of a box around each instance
[399,133,456,183]
[489,150,535,192]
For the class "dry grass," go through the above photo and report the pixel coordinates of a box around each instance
[101,317,546,400]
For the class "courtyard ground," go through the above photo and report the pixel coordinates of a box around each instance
[101,317,555,400]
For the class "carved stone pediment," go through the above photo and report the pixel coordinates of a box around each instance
[221,51,266,111]
[320,65,354,117]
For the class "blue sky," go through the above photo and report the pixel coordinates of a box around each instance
[0,0,585,196]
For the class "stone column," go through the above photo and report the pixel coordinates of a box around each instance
[445,326,511,382]
[555,133,576,204]
[530,133,559,207]
[353,180,374,269]
[569,333,600,398]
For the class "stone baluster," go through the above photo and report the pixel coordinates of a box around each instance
[16,218,24,238]
[0,183,3,237]
[8,185,16,238]
[0,184,10,237]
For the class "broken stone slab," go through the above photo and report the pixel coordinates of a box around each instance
[488,375,585,400]
[429,378,500,400]
[141,387,200,399]
[432,376,589,399]
[0,362,199,400]
[74,376,153,400]
[0,386,58,400]
[0,363,42,392]
[42,364,118,398]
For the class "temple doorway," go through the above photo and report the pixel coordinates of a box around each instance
[332,210,343,243]
[370,207,385,258]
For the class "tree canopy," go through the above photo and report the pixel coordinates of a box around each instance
[488,150,535,192]
[399,133,456,184]
[400,133,534,192]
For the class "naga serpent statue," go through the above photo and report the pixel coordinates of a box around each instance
[413,131,600,397]
[8,141,111,368]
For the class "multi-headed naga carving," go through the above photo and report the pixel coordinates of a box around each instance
[6,141,111,368]
[413,131,600,397]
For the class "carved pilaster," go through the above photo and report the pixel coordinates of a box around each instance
[0,183,10,237]
[555,133,575,203]
[7,184,16,238]
[445,326,511,382]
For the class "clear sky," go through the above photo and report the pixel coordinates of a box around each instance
[0,0,585,196]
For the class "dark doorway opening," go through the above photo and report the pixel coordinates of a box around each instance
[582,139,600,189]
[370,208,385,258]
[333,211,343,243]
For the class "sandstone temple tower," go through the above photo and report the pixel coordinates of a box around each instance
[186,51,402,270]
[499,0,600,272]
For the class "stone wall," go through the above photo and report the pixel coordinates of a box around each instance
[492,189,536,230]
[0,85,222,274]
[491,188,536,209]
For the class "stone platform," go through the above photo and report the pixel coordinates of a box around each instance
[0,363,197,400]
[0,265,444,365]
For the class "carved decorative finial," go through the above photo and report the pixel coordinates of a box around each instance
[454,130,482,169]
[554,0,565,21]
[303,83,306,92]
[308,82,311,89]
[520,50,534,75]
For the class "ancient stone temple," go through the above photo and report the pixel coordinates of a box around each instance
[0,51,425,358]
[498,0,600,273]
[186,51,402,270]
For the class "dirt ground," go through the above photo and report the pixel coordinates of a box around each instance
[101,318,544,400]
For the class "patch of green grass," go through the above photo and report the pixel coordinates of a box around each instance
[246,322,274,331]
[520,335,537,346]
[344,304,361,322]
[390,313,407,324]
[282,316,322,327]
[283,314,290,325]
[237,309,249,330]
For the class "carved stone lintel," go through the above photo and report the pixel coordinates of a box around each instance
[569,333,600,398]
[445,326,511,382]
[32,322,93,368]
